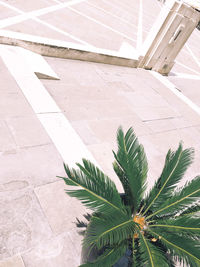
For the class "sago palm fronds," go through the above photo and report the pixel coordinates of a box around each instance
[59,127,200,267]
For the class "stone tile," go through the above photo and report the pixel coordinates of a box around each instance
[0,120,16,152]
[0,188,52,260]
[123,90,171,108]
[0,144,65,187]
[132,106,180,121]
[6,19,81,44]
[71,120,100,146]
[0,91,33,119]
[87,116,152,146]
[0,58,20,94]
[22,230,82,267]
[73,2,136,40]
[139,127,200,186]
[3,0,54,12]
[34,180,88,235]
[6,116,51,148]
[87,142,124,192]
[168,79,200,107]
[144,117,195,133]
[64,97,134,121]
[40,8,128,50]
[0,255,25,267]
[0,6,18,20]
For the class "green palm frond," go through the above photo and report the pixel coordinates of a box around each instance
[80,243,127,267]
[149,230,200,267]
[113,127,148,212]
[149,216,200,238]
[83,211,135,250]
[145,175,200,220]
[59,162,126,215]
[138,232,169,267]
[60,126,200,267]
[179,204,200,217]
[143,144,194,216]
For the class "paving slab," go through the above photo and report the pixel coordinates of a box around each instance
[22,230,82,267]
[34,180,88,235]
[0,255,25,267]
[0,0,55,12]
[0,6,18,20]
[0,187,52,260]
[40,7,132,51]
[72,2,137,41]
[0,120,16,152]
[5,115,51,148]
[0,144,65,187]
[5,19,81,44]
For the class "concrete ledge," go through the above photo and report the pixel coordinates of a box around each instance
[0,30,138,68]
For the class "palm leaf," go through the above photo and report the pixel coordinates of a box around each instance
[79,243,127,267]
[149,230,200,267]
[143,144,194,216]
[146,176,200,220]
[83,211,135,250]
[59,163,126,215]
[113,127,148,212]
[149,216,200,238]
[179,204,200,217]
[138,232,169,267]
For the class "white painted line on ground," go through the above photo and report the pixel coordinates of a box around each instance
[102,0,134,14]
[151,71,200,116]
[0,45,60,113]
[37,113,99,167]
[186,44,200,68]
[0,0,93,47]
[86,0,138,34]
[119,41,138,58]
[51,0,62,3]
[68,6,136,42]
[169,73,200,80]
[16,46,60,79]
[175,61,200,75]
[0,0,86,20]
[137,0,143,50]
[32,17,94,47]
[0,1,24,14]
[0,44,98,167]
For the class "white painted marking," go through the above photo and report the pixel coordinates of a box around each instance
[0,45,60,113]
[16,47,60,79]
[137,0,143,50]
[0,0,86,22]
[119,41,138,58]
[52,0,62,3]
[176,60,200,75]
[0,0,93,47]
[169,73,200,80]
[0,1,24,14]
[37,113,99,167]
[68,6,136,42]
[86,0,138,34]
[32,17,94,47]
[186,44,200,68]
[151,71,200,116]
[0,44,98,167]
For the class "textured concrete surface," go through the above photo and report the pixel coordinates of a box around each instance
[0,0,200,266]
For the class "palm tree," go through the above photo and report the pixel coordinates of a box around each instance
[59,127,200,267]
